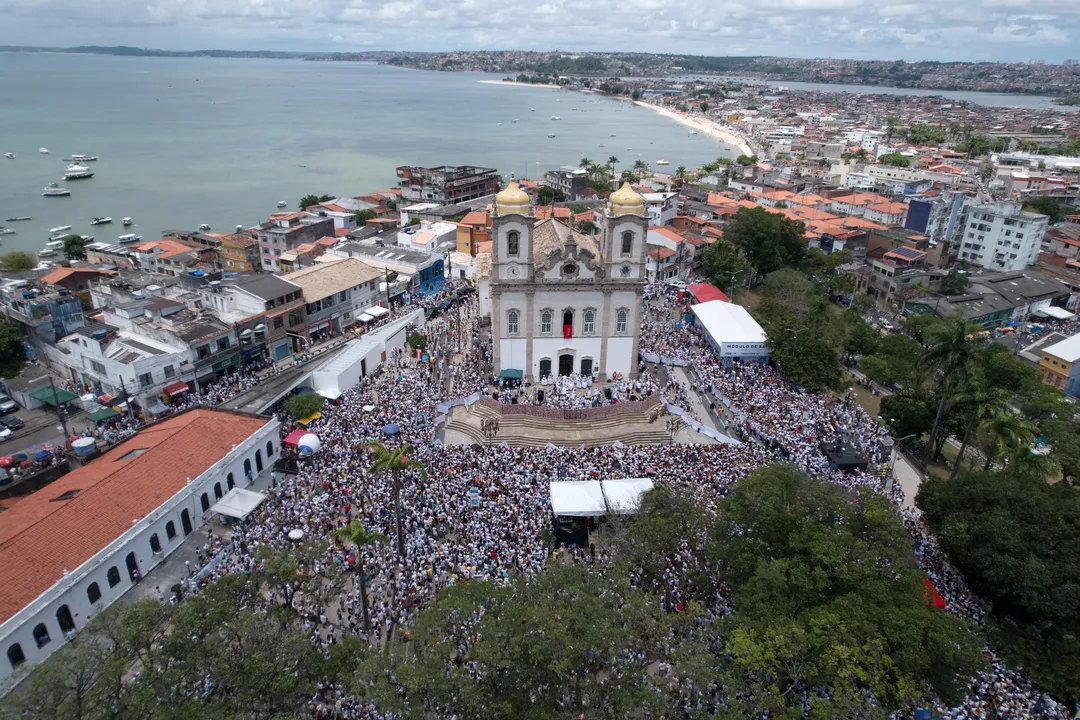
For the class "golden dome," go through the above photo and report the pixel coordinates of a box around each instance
[495,180,531,216]
[609,181,645,216]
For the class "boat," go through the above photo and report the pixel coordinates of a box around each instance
[122,217,132,226]
[689,130,699,135]
[80,235,94,243]
[42,184,70,197]
[117,233,141,243]
[610,133,616,137]
[551,115,561,120]
[3,153,13,159]
[67,154,98,162]
[6,217,31,222]
[656,160,670,166]
[49,225,72,234]
[49,234,70,242]
[40,240,65,256]
[511,118,519,123]
[90,217,112,225]
[63,164,94,180]
[38,247,59,258]
[0,228,14,236]
[198,223,211,231]
[39,148,49,154]
[547,133,556,138]
[276,201,287,208]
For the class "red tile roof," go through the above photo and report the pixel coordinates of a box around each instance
[41,268,114,285]
[0,409,269,624]
[648,247,676,260]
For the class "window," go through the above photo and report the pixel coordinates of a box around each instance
[227,472,235,490]
[197,345,210,360]
[165,521,177,540]
[216,337,230,352]
[200,493,210,512]
[583,310,595,335]
[1016,233,1024,239]
[339,290,348,302]
[138,372,153,388]
[106,567,121,588]
[150,533,162,553]
[243,459,252,477]
[56,605,75,634]
[163,365,175,379]
[87,582,101,604]
[90,360,106,375]
[616,309,628,334]
[323,295,336,309]
[541,310,552,335]
[214,482,222,500]
[507,230,520,256]
[621,231,633,255]
[32,624,50,648]
[273,316,284,330]
[7,644,25,670]
[266,440,274,457]
[507,310,519,336]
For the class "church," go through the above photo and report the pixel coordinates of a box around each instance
[486,180,647,383]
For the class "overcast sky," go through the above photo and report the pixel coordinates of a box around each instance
[2,0,1080,62]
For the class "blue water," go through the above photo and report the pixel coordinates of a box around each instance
[0,53,735,252]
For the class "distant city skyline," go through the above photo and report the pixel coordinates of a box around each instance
[2,0,1080,63]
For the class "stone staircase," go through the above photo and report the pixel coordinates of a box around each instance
[444,403,676,448]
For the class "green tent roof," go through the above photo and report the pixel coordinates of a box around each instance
[87,407,120,423]
[30,386,79,406]
[499,369,523,380]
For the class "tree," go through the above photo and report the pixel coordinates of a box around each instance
[61,234,87,261]
[940,267,972,295]
[700,101,709,112]
[607,155,619,189]
[918,469,1080,700]
[0,321,27,378]
[577,220,595,234]
[978,406,1038,471]
[407,332,427,351]
[630,88,640,101]
[298,193,333,209]
[284,392,324,421]
[723,206,807,278]
[712,465,985,716]
[334,521,388,632]
[674,165,689,182]
[878,152,910,167]
[880,388,936,440]
[843,313,880,359]
[362,442,426,562]
[353,209,376,226]
[1022,195,1068,223]
[922,313,978,462]
[535,186,565,204]
[702,238,751,296]
[735,154,758,166]
[0,251,38,273]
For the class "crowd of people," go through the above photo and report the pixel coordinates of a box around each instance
[137,279,1070,719]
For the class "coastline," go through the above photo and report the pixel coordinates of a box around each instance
[633,101,753,156]
[478,80,562,90]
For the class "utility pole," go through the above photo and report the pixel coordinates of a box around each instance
[119,376,136,424]
[48,376,68,438]
[384,266,391,307]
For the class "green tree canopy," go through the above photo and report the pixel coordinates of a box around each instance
[62,234,87,261]
[940,267,972,295]
[353,209,376,225]
[407,332,427,350]
[0,251,38,274]
[701,238,751,295]
[0,321,27,378]
[724,206,807,277]
[880,388,937,440]
[878,152,911,167]
[535,186,565,204]
[284,392,324,420]
[299,193,333,209]
[1022,195,1069,223]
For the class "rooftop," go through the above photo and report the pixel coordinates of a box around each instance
[229,273,302,302]
[284,258,383,302]
[1043,333,1080,363]
[0,409,269,624]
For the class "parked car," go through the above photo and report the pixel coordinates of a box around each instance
[0,395,17,414]
[0,415,24,431]
[665,279,687,291]
[0,427,11,442]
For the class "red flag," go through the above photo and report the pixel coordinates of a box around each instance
[563,324,573,339]
[923,579,946,609]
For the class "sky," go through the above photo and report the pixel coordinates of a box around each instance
[2,0,1080,63]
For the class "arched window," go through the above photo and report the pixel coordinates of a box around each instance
[165,521,177,540]
[7,644,25,669]
[540,310,552,335]
[583,310,595,335]
[149,533,162,554]
[621,230,633,256]
[56,605,75,634]
[255,450,263,472]
[227,472,235,490]
[507,230,520,257]
[266,440,274,458]
[243,459,252,478]
[32,623,50,648]
[87,582,101,605]
[200,493,210,512]
[214,482,222,500]
[106,567,121,588]
[507,310,519,336]
[616,309,628,334]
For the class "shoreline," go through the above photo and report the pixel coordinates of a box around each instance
[478,80,562,90]
[633,101,753,156]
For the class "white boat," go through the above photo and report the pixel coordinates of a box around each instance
[90,217,112,225]
[198,223,211,231]
[41,240,65,255]
[6,216,31,222]
[511,118,519,123]
[610,133,616,137]
[689,130,699,135]
[547,133,556,138]
[0,228,14,236]
[117,233,141,243]
[3,153,13,159]
[63,164,94,180]
[276,201,287,208]
[38,247,59,258]
[122,217,132,226]
[80,235,94,243]
[68,154,98,162]
[49,225,72,234]
[551,115,561,120]
[656,160,670,166]
[42,183,70,197]
[39,148,49,154]
[49,234,69,242]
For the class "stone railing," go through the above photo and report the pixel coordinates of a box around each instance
[476,393,662,422]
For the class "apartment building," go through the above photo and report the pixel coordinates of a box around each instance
[256,213,334,272]
[957,201,1048,272]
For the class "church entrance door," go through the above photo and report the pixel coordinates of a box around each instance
[558,354,574,377]
[539,358,552,379]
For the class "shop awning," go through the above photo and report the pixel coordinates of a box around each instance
[30,386,79,407]
[30,450,53,462]
[87,407,120,423]
[365,305,391,318]
[208,488,266,520]
[1034,306,1075,320]
[253,323,266,333]
[282,429,307,447]
[240,328,253,338]
[499,369,523,380]
[163,381,190,397]
[356,312,375,323]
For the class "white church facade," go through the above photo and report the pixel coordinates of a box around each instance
[487,181,647,382]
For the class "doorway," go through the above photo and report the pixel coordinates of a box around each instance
[180,509,193,536]
[580,358,593,376]
[539,358,552,379]
[558,354,574,377]
[125,552,139,582]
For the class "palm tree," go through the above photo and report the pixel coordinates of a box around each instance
[922,313,978,462]
[979,408,1038,472]
[579,156,593,171]
[363,441,427,561]
[633,159,650,177]
[949,383,1011,478]
[333,521,388,632]
[674,165,689,182]
[607,155,619,190]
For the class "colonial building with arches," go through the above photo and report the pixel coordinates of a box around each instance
[488,181,647,382]
[0,409,278,687]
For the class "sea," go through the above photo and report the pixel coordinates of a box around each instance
[0,53,738,254]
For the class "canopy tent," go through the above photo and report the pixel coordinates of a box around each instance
[208,488,267,520]
[162,381,190,398]
[30,450,52,462]
[282,429,307,447]
[30,386,79,407]
[601,478,655,515]
[1033,305,1075,320]
[549,481,606,517]
[364,305,391,318]
[687,283,730,304]
[499,369,523,381]
[86,407,120,423]
[356,312,375,323]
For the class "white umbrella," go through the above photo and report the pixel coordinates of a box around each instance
[288,529,305,541]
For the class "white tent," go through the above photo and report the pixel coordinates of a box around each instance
[356,312,375,323]
[1034,306,1075,320]
[549,481,606,517]
[601,478,655,515]
[365,305,391,318]
[208,488,267,520]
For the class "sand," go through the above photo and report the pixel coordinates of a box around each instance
[478,80,562,90]
[633,101,753,156]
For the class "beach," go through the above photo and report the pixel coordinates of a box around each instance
[478,79,562,89]
[633,101,753,156]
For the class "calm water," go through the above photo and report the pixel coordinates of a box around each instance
[0,54,735,254]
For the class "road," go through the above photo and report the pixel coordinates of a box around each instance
[218,347,346,416]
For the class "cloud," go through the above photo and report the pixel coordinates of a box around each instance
[1,0,1079,61]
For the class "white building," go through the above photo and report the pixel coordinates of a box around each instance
[641,192,679,226]
[397,221,457,254]
[488,181,646,382]
[958,201,1049,272]
[0,409,278,687]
